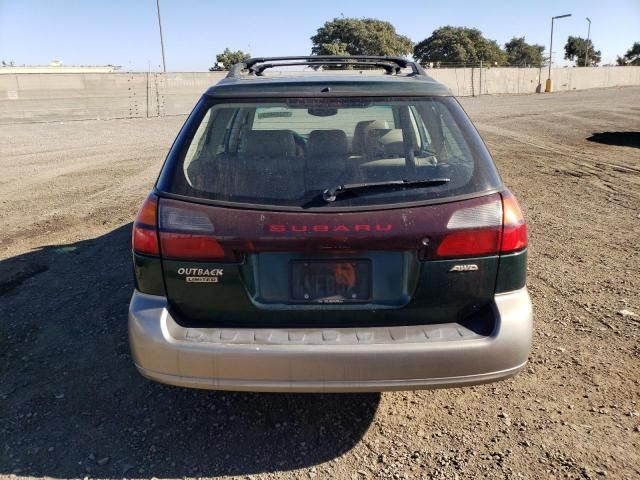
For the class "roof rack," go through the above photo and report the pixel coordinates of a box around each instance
[227,56,426,78]
[252,61,404,75]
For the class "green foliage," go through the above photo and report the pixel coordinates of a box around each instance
[414,26,507,66]
[212,48,250,71]
[504,37,544,67]
[564,36,601,66]
[318,42,350,56]
[617,42,640,66]
[311,18,413,56]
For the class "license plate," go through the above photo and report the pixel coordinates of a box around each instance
[290,260,371,303]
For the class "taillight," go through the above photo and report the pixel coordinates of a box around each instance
[435,192,527,259]
[500,191,527,253]
[436,201,502,258]
[158,200,231,260]
[132,194,159,255]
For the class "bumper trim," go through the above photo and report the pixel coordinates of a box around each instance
[135,361,527,393]
[129,288,533,392]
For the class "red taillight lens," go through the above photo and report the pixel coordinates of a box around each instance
[133,227,160,255]
[132,194,159,255]
[158,200,231,260]
[436,228,502,258]
[500,192,527,253]
[160,233,226,259]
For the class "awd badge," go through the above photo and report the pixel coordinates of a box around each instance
[449,264,479,272]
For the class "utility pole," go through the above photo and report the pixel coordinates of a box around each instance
[584,17,592,67]
[156,0,166,72]
[545,13,572,93]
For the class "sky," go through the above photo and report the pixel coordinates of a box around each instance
[0,0,638,71]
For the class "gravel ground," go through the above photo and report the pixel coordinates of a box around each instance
[0,87,639,480]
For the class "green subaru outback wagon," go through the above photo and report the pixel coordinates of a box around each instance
[129,56,532,392]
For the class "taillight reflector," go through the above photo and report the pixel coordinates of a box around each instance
[132,194,159,255]
[446,202,502,229]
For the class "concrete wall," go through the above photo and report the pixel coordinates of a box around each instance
[429,66,640,96]
[1,67,639,124]
[0,66,119,74]
[0,72,227,123]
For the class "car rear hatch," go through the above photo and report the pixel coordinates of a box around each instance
[131,190,526,328]
[134,93,527,328]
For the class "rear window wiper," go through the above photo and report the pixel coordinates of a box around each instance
[322,178,450,203]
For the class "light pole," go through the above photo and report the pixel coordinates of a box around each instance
[545,13,572,92]
[156,0,167,72]
[584,17,592,67]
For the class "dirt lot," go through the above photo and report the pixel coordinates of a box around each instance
[1,87,639,480]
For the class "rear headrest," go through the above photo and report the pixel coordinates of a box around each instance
[368,128,405,157]
[352,120,390,154]
[307,130,349,157]
[243,130,296,157]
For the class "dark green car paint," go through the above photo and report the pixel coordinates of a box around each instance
[135,248,528,329]
[249,252,415,307]
[133,253,165,296]
[208,75,451,98]
[495,249,528,293]
[158,255,496,328]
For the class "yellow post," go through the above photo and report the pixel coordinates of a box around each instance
[545,78,553,93]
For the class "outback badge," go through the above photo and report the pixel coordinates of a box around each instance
[177,267,224,283]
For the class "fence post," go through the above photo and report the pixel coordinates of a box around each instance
[479,59,483,95]
[146,71,149,118]
[471,66,475,97]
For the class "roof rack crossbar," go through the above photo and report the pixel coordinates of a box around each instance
[252,60,402,75]
[228,56,425,77]
[244,55,410,69]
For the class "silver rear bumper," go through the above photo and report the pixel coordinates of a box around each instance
[128,289,533,392]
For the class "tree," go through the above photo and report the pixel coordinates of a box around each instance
[211,48,250,71]
[564,36,601,66]
[617,42,640,66]
[310,18,413,57]
[414,26,507,66]
[504,37,544,67]
[318,42,350,56]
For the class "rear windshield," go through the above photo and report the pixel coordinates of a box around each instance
[162,96,502,209]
